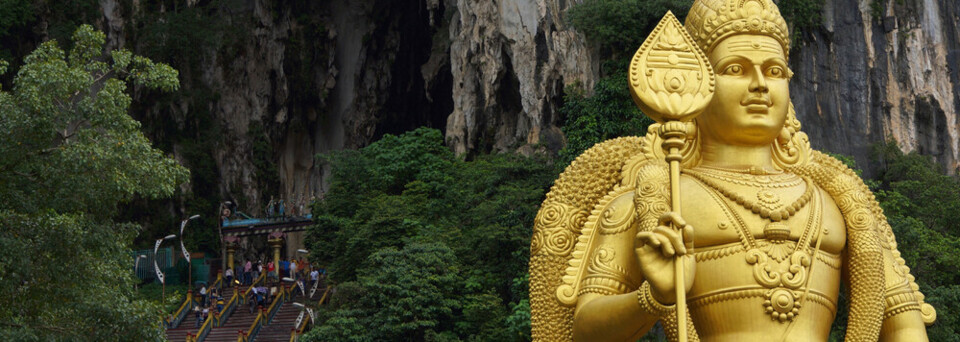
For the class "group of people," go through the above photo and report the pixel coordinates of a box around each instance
[248,284,276,313]
[224,256,320,287]
[193,285,225,327]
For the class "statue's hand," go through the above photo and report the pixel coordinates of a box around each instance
[634,212,695,304]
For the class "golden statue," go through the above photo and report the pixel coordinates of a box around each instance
[529,0,936,341]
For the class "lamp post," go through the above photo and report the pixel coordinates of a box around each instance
[283,277,305,297]
[218,201,231,273]
[295,249,318,298]
[155,234,177,304]
[134,254,147,290]
[294,249,308,282]
[180,214,201,288]
[291,302,314,336]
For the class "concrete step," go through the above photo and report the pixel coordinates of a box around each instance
[256,303,302,342]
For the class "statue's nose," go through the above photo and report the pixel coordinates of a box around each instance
[749,65,769,93]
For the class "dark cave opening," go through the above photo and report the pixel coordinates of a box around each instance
[372,0,453,140]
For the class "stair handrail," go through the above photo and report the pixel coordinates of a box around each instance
[289,286,332,342]
[167,290,195,328]
[296,308,310,332]
[241,272,266,304]
[317,286,332,306]
[186,312,217,342]
[197,311,214,342]
[211,271,224,292]
[238,307,266,342]
[215,285,241,327]
[265,284,289,324]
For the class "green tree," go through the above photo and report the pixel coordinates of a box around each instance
[304,127,557,341]
[557,61,653,165]
[566,0,692,60]
[303,242,463,342]
[775,0,824,43]
[0,25,188,341]
[825,145,960,340]
[869,141,960,340]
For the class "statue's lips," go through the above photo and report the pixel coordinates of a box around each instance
[745,104,770,113]
[742,98,771,114]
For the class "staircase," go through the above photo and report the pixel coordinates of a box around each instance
[163,285,233,342]
[166,321,199,342]
[253,301,300,341]
[202,286,261,342]
[167,278,323,341]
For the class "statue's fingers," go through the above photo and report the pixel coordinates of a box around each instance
[635,232,661,248]
[682,225,695,252]
[658,211,687,228]
[654,233,676,257]
[635,232,647,248]
[654,227,686,256]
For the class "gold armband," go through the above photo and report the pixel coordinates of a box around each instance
[883,289,921,319]
[638,281,676,317]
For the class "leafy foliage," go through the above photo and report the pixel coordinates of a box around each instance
[557,60,653,165]
[825,144,960,340]
[775,0,824,43]
[0,0,32,38]
[869,141,960,340]
[0,25,188,341]
[565,0,692,60]
[302,128,559,341]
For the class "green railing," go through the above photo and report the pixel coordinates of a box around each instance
[166,291,195,329]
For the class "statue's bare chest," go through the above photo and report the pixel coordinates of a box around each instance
[678,170,846,255]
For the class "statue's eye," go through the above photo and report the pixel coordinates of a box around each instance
[722,65,743,75]
[766,66,785,78]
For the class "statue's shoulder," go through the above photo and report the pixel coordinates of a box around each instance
[546,136,654,206]
[790,149,867,194]
[530,135,663,341]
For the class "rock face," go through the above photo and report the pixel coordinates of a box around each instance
[36,0,959,213]
[110,0,592,211]
[446,0,595,156]
[790,0,960,175]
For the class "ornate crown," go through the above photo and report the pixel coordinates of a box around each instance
[684,0,790,57]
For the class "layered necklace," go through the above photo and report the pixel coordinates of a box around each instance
[685,165,825,323]
[684,167,813,240]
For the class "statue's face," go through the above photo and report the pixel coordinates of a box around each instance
[699,34,790,146]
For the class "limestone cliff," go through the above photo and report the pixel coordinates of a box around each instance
[26,0,959,215]
[446,0,595,156]
[790,0,960,175]
[107,0,593,212]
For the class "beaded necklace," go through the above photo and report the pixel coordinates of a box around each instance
[685,168,803,188]
[684,170,813,223]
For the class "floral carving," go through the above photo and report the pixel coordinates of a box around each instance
[537,203,567,229]
[545,229,576,256]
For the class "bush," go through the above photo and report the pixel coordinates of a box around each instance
[303,128,558,341]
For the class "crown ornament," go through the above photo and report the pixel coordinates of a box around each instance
[684,0,791,58]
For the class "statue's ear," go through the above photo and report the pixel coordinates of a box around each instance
[772,102,811,169]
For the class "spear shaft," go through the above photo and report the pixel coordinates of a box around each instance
[660,122,689,342]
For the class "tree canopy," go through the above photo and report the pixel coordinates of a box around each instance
[301,128,557,342]
[0,25,187,341]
